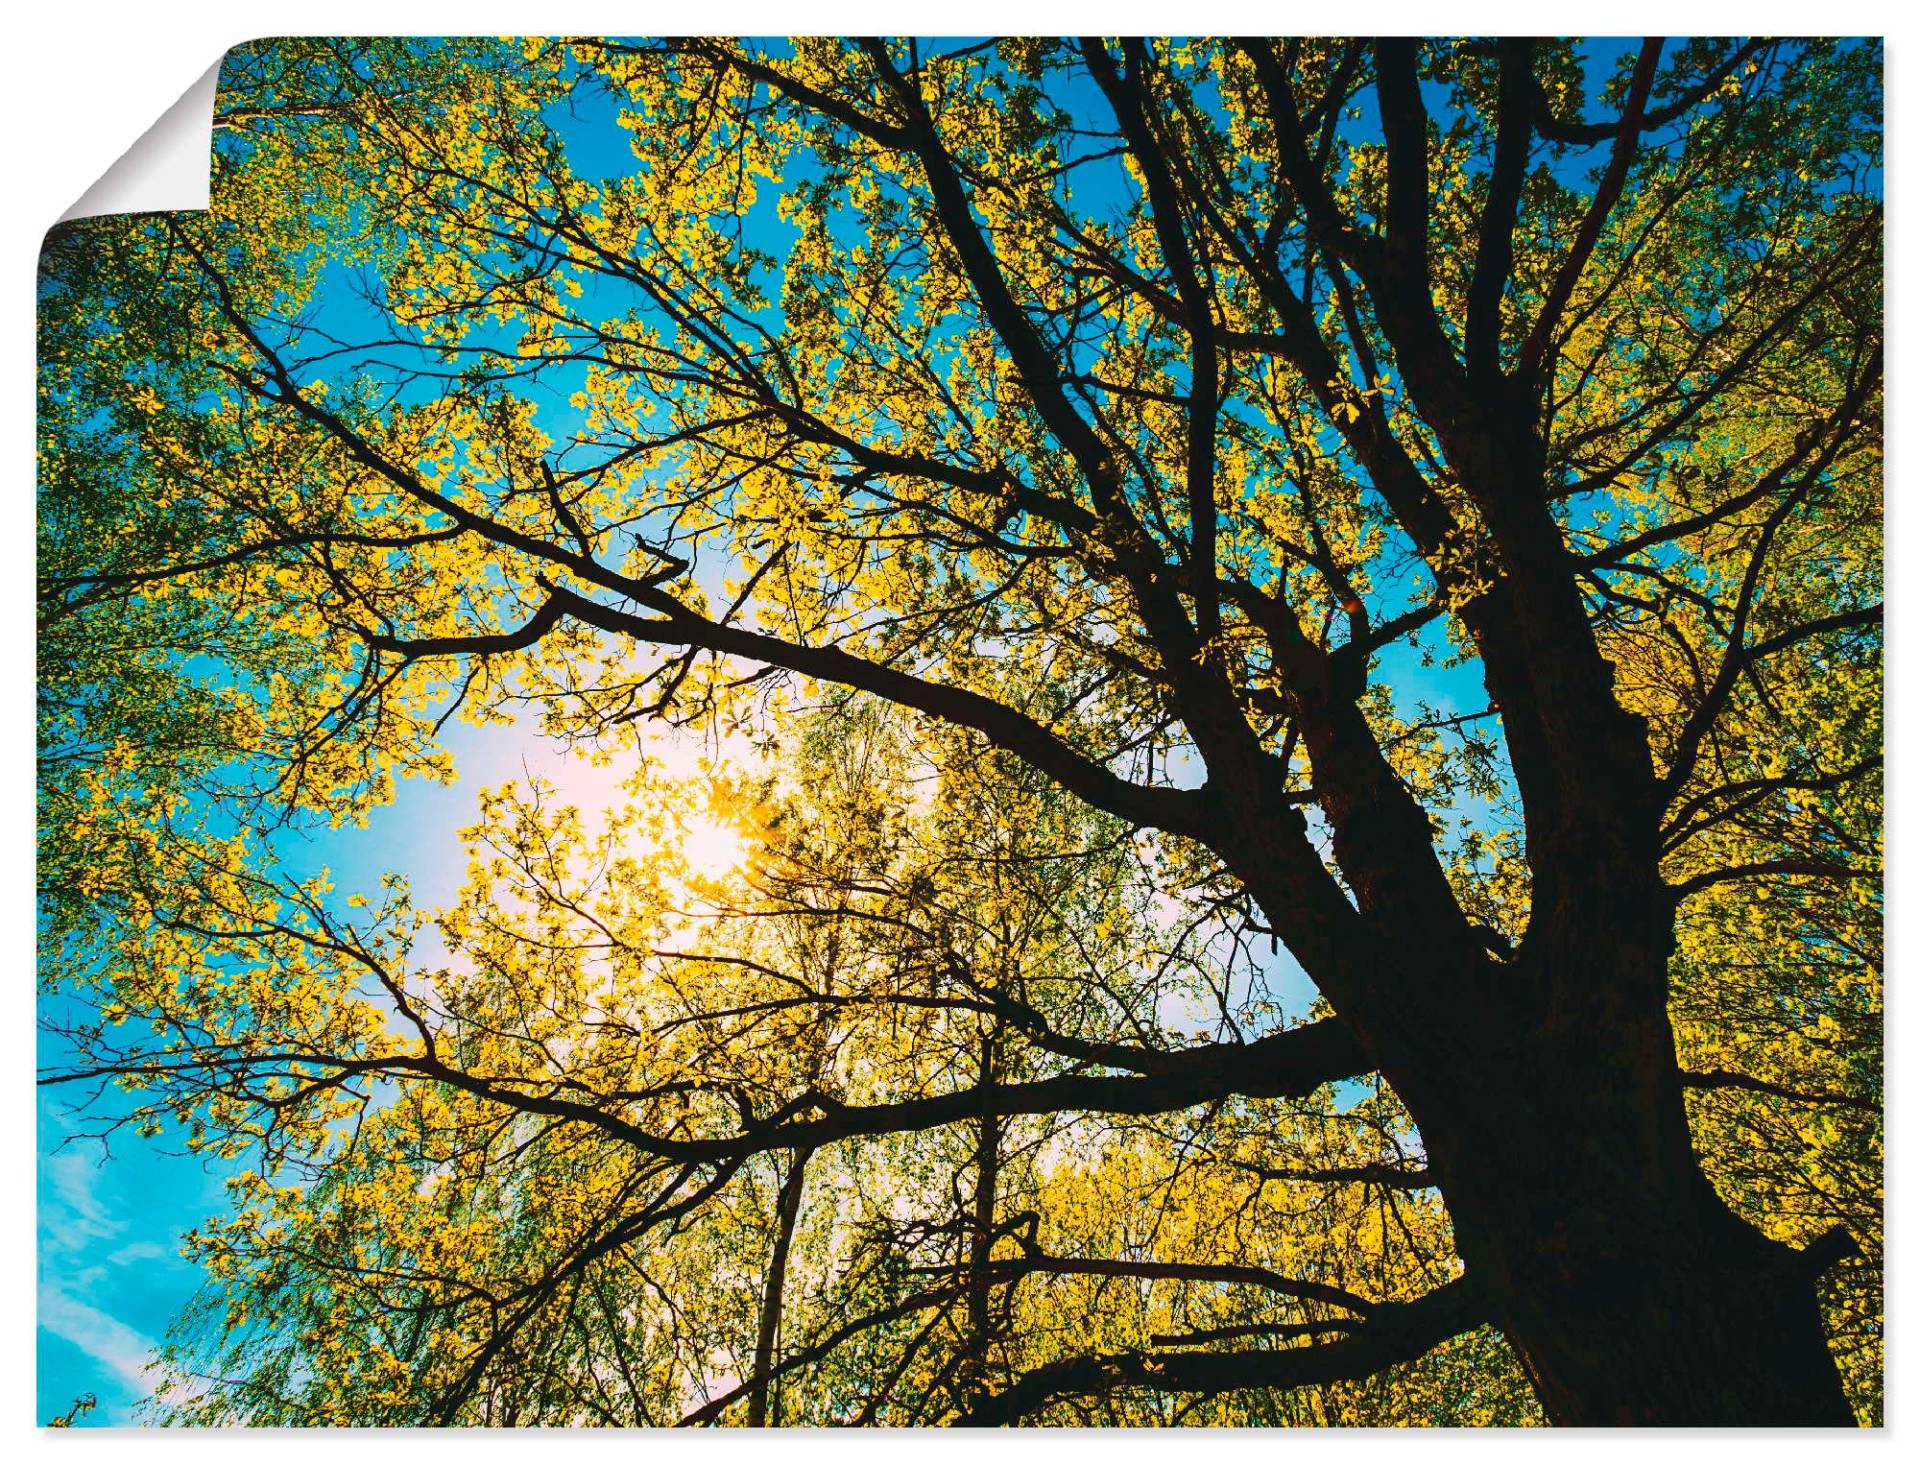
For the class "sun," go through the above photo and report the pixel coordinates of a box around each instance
[678,809,749,879]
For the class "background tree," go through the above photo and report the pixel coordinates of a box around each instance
[39,34,1881,1425]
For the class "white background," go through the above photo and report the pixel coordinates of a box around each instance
[4,3,1910,1456]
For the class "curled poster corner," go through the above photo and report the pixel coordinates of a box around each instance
[58,58,222,222]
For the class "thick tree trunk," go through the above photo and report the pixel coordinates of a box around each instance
[1493,1219,1854,1426]
[1411,966,1855,1426]
[1379,436,1854,1423]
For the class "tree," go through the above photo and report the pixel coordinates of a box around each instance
[38,35,1881,1426]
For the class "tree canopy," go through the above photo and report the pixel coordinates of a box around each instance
[38,35,1881,1426]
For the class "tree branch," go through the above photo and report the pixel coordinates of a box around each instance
[1681,1069,1877,1115]
[1514,40,1663,386]
[956,1274,1485,1425]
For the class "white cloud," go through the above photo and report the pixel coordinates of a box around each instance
[39,1286,161,1390]
[41,1147,123,1258]
[38,1144,170,1418]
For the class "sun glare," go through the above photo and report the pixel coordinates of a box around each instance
[679,811,749,878]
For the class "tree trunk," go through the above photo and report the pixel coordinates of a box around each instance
[968,1107,1002,1354]
[1494,1220,1854,1426]
[1339,478,1859,1425]
[1412,977,1855,1426]
[746,1146,812,1427]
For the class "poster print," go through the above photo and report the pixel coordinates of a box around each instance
[37,37,1882,1427]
